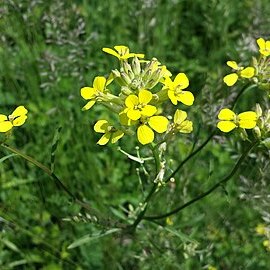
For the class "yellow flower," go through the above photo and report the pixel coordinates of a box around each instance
[256,224,267,235]
[217,108,257,132]
[263,240,270,251]
[0,106,28,133]
[208,266,217,270]
[94,120,124,145]
[137,115,169,145]
[102,45,144,60]
[173,109,193,133]
[223,61,255,86]
[162,73,194,106]
[81,76,107,110]
[166,217,173,225]
[124,90,157,121]
[257,38,270,57]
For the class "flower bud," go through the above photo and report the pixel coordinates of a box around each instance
[131,56,141,76]
[255,103,262,117]
[120,72,131,85]
[253,126,261,139]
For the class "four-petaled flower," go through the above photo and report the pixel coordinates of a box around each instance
[0,106,28,133]
[81,76,107,110]
[162,73,194,106]
[124,90,157,120]
[137,116,169,145]
[217,108,257,132]
[102,45,144,61]
[257,38,270,57]
[173,109,193,133]
[223,61,255,86]
[94,120,124,145]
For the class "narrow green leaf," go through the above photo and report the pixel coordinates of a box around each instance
[50,126,62,172]
[162,227,198,244]
[67,228,121,249]
[0,153,18,163]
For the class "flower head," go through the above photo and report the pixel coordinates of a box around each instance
[257,38,270,57]
[137,115,169,145]
[255,224,267,235]
[94,120,124,145]
[124,90,157,121]
[173,109,193,133]
[223,61,255,86]
[81,76,107,110]
[102,45,144,61]
[217,108,257,132]
[162,73,194,106]
[0,106,28,133]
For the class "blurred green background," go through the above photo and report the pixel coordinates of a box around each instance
[0,0,270,269]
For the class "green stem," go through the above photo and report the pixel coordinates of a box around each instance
[144,140,259,221]
[1,143,124,228]
[130,130,216,230]
[164,130,216,183]
[232,83,257,110]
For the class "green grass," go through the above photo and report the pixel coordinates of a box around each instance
[0,0,270,269]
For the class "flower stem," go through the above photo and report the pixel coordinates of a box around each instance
[144,140,259,221]
[0,143,124,228]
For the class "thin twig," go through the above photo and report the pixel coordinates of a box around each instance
[144,140,259,220]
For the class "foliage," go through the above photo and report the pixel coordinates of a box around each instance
[0,0,270,269]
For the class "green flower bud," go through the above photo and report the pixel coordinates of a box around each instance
[131,56,141,76]
[253,126,261,139]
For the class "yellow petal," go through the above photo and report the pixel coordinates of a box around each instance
[119,111,136,126]
[138,89,152,104]
[12,115,27,126]
[238,111,257,121]
[148,116,169,133]
[94,120,109,133]
[11,106,28,118]
[218,108,236,120]
[217,121,237,132]
[114,45,129,55]
[174,109,187,124]
[0,121,13,132]
[226,61,239,70]
[97,133,111,145]
[82,100,96,111]
[81,87,95,99]
[137,124,154,145]
[127,109,141,120]
[177,91,194,106]
[168,90,178,105]
[125,95,139,108]
[257,38,265,50]
[102,47,120,59]
[240,67,255,78]
[223,73,238,86]
[239,120,257,129]
[141,105,157,117]
[121,53,135,59]
[0,114,8,122]
[134,53,145,59]
[178,120,193,133]
[174,73,189,89]
[111,130,124,143]
[238,111,257,129]
[93,76,106,92]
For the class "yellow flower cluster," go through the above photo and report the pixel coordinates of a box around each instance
[223,37,270,88]
[81,45,194,145]
[255,223,270,251]
[218,37,270,136]
[0,106,28,133]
